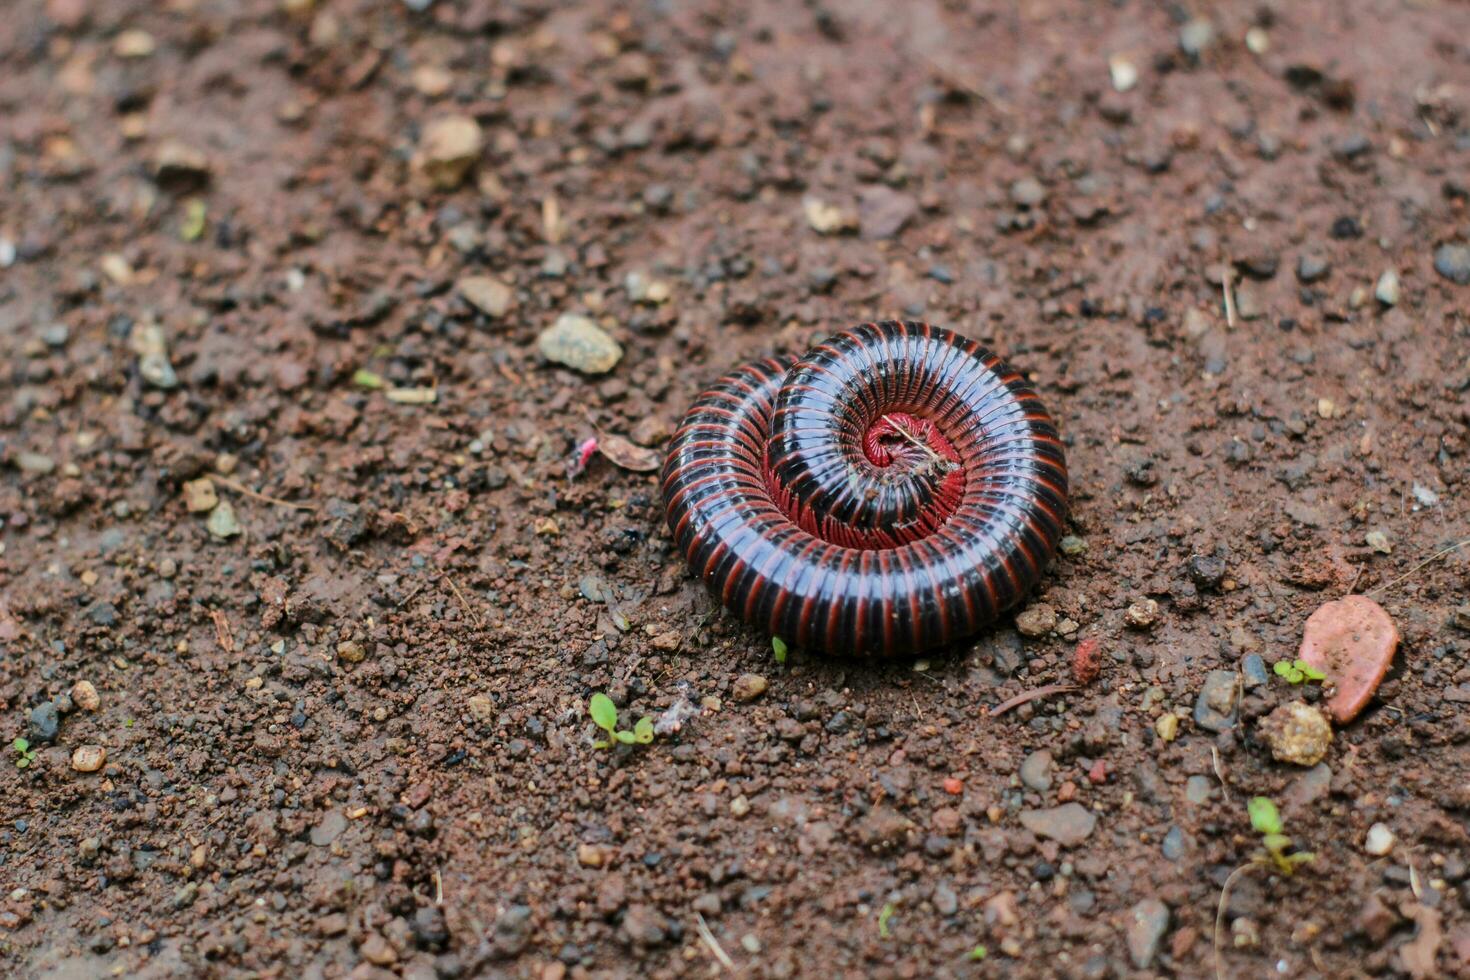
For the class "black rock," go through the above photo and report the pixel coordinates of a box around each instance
[1187,553,1226,590]
[1329,216,1362,240]
[29,701,60,743]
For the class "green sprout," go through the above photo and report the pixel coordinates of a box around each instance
[966,944,988,961]
[588,693,653,750]
[772,636,788,665]
[352,369,386,390]
[1272,659,1325,685]
[1217,798,1316,977]
[877,902,896,939]
[1247,796,1315,875]
[12,738,38,769]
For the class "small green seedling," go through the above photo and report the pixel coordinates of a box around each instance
[12,738,38,769]
[588,693,654,750]
[1217,798,1316,977]
[772,636,788,665]
[1247,796,1315,876]
[1272,659,1325,685]
[966,944,988,961]
[352,369,386,390]
[877,902,895,939]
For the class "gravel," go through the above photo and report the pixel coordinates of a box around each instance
[1433,242,1470,284]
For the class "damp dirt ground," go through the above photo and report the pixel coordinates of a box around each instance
[2,0,1470,977]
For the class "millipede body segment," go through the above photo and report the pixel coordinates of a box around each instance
[660,320,1069,656]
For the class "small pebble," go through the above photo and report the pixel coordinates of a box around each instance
[576,843,604,868]
[1374,269,1400,306]
[1015,603,1057,638]
[1108,54,1138,93]
[459,276,516,318]
[1154,713,1179,742]
[71,745,106,773]
[1009,176,1046,208]
[16,452,55,475]
[207,501,242,539]
[28,702,60,743]
[1241,654,1269,688]
[1125,598,1159,629]
[1193,670,1239,732]
[182,478,218,513]
[1433,242,1470,285]
[1019,750,1054,792]
[1295,254,1332,284]
[803,197,858,235]
[1179,18,1215,57]
[1258,701,1333,767]
[730,795,750,818]
[1365,530,1391,554]
[71,680,100,712]
[1363,823,1395,857]
[538,314,623,374]
[417,115,483,190]
[1184,775,1213,806]
[1019,803,1096,846]
[113,28,155,58]
[1058,535,1087,557]
[1126,898,1170,969]
[731,674,767,702]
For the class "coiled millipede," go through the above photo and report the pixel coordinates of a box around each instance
[660,320,1069,656]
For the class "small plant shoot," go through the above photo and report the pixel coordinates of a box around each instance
[1246,796,1315,875]
[588,693,655,750]
[877,902,895,939]
[12,737,38,769]
[1272,659,1326,685]
[772,636,788,665]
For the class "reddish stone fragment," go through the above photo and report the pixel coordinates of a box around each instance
[1297,595,1398,723]
[1072,636,1103,685]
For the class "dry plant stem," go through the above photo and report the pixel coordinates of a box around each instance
[695,913,735,972]
[1212,746,1231,803]
[1215,863,1258,980]
[1366,538,1470,598]
[989,684,1078,717]
[213,474,318,512]
[439,573,483,627]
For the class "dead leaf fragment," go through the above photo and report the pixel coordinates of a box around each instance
[597,433,660,473]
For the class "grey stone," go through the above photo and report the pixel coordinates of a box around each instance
[1184,774,1214,806]
[1020,750,1054,792]
[1126,898,1170,969]
[1019,803,1096,847]
[1193,670,1239,731]
[1009,176,1046,208]
[1433,243,1470,285]
[28,702,60,743]
[1295,253,1332,284]
[1241,654,1269,688]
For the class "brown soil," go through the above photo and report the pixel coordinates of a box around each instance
[3,1,1470,978]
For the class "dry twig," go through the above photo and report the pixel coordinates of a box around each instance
[988,684,1078,717]
[213,474,317,512]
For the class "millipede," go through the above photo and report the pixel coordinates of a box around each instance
[659,320,1069,656]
